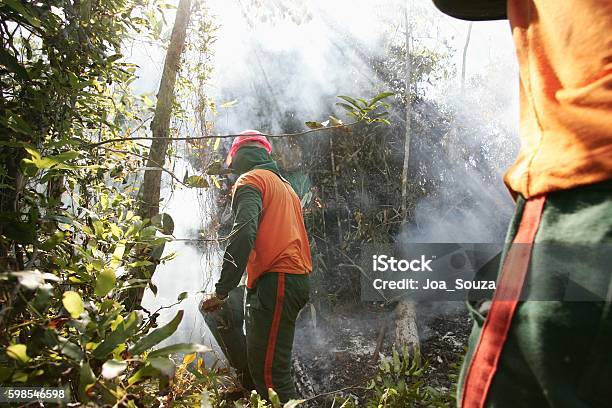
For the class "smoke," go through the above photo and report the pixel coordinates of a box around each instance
[398,48,520,244]
[206,0,519,243]
[130,0,520,354]
[207,0,401,133]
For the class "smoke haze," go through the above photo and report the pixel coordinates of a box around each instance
[130,0,520,345]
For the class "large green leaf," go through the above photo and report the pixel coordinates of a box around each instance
[62,291,84,318]
[337,95,360,107]
[369,91,395,106]
[93,312,138,359]
[56,336,84,361]
[78,362,96,400]
[148,343,211,358]
[151,213,174,235]
[94,268,116,297]
[148,356,175,376]
[51,150,80,163]
[111,242,126,264]
[336,102,357,113]
[6,344,30,363]
[0,48,28,80]
[129,310,184,355]
[23,147,80,170]
[127,364,159,385]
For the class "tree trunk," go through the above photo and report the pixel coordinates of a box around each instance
[140,0,193,220]
[329,136,343,246]
[395,4,420,350]
[125,0,192,311]
[400,7,412,220]
[395,299,419,349]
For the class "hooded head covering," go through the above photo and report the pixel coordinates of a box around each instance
[226,130,273,166]
[226,130,280,176]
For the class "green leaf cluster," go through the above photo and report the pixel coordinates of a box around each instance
[304,92,394,132]
[363,346,456,408]
[335,92,394,126]
[0,0,215,405]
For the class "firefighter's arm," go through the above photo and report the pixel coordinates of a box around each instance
[214,185,263,297]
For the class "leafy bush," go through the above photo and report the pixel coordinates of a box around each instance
[0,0,212,404]
[329,346,457,408]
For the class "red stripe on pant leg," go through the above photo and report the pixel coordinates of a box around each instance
[264,273,286,391]
[461,195,546,408]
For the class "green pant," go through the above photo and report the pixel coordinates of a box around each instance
[202,286,255,391]
[246,272,310,402]
[459,181,612,407]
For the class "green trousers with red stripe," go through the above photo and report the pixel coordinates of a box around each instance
[245,272,310,402]
[458,180,612,407]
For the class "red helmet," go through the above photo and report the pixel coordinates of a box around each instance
[225,130,273,165]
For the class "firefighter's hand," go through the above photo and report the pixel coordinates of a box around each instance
[199,293,226,313]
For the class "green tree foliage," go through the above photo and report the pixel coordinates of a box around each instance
[0,0,213,404]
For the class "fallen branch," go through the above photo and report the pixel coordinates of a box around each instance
[372,319,389,363]
[300,384,365,403]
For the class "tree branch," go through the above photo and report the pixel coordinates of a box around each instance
[100,146,189,188]
[87,121,359,148]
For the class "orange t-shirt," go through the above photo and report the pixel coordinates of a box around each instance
[233,168,312,288]
[504,0,612,198]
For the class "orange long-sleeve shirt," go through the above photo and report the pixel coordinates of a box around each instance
[504,0,612,198]
[233,169,312,288]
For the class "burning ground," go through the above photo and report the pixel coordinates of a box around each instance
[292,301,470,406]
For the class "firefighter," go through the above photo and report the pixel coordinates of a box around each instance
[432,1,612,407]
[200,130,312,402]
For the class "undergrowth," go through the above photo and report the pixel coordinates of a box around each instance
[166,345,460,408]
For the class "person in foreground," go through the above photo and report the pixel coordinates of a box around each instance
[432,1,612,407]
[200,130,312,402]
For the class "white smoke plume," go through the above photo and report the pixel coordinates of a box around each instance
[128,0,520,348]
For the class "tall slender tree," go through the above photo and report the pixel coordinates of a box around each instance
[396,3,420,349]
[140,0,193,220]
[126,0,193,310]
